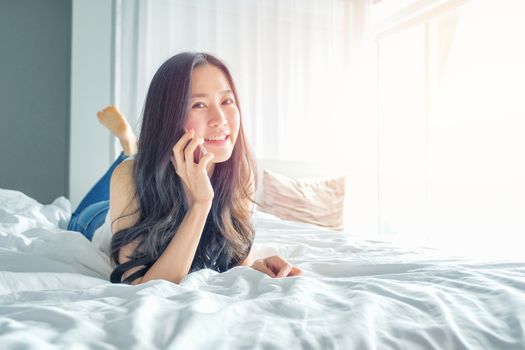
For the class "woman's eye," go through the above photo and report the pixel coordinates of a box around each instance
[192,102,206,108]
[223,98,234,105]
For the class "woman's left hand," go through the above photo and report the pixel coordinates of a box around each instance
[251,255,303,278]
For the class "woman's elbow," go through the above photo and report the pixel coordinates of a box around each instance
[239,256,252,267]
[129,276,183,286]
[128,277,143,285]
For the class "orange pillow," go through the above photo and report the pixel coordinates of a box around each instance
[259,170,346,231]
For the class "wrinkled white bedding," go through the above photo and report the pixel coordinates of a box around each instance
[1,188,524,349]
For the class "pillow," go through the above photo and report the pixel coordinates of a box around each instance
[259,170,346,231]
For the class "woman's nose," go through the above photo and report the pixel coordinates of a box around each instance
[209,105,228,127]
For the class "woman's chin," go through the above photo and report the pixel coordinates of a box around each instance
[210,152,231,163]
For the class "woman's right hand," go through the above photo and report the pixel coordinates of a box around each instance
[170,129,215,207]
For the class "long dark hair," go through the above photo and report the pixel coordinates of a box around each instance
[109,52,258,284]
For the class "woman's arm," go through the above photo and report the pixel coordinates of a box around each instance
[110,160,211,285]
[140,201,211,284]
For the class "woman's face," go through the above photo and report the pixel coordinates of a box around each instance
[185,64,240,164]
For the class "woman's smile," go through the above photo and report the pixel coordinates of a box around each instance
[204,134,230,147]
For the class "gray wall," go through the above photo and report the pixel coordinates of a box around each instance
[0,0,71,204]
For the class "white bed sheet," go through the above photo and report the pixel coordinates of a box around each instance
[1,188,524,349]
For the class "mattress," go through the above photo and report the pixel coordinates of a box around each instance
[1,188,524,349]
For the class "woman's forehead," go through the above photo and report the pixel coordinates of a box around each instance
[191,64,231,93]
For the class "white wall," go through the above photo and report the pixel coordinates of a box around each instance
[69,0,115,209]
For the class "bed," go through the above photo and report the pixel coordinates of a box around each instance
[1,165,525,348]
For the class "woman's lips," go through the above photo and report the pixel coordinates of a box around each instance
[204,135,229,147]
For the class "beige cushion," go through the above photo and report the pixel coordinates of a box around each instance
[259,169,346,231]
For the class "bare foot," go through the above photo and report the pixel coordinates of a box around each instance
[97,106,138,156]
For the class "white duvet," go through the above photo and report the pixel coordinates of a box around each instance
[1,188,524,349]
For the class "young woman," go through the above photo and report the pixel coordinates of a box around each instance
[68,52,302,285]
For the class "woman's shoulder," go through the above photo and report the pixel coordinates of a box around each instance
[109,156,140,235]
[111,155,137,199]
[110,155,138,209]
[114,155,135,179]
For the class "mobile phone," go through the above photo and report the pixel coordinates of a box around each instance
[193,144,207,164]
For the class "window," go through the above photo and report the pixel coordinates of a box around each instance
[374,0,525,248]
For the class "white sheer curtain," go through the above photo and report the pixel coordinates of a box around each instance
[373,0,525,251]
[113,0,374,163]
